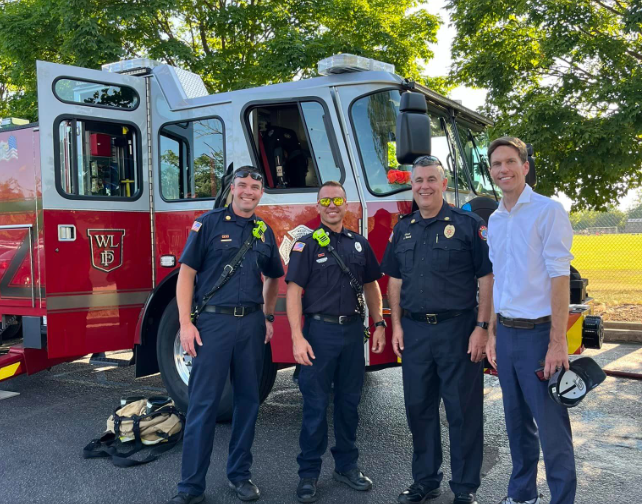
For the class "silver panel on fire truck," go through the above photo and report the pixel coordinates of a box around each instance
[36,61,150,212]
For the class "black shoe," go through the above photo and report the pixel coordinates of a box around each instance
[453,493,478,504]
[332,468,373,491]
[398,483,442,504]
[228,480,260,502]
[166,493,205,504]
[296,478,319,503]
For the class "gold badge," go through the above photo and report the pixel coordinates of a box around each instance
[261,234,265,242]
[444,224,455,239]
[225,215,231,221]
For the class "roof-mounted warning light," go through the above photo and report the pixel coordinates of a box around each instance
[101,58,161,76]
[317,54,395,76]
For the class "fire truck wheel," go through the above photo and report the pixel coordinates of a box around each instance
[156,298,234,422]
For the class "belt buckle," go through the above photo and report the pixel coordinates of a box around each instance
[234,306,245,317]
[338,315,348,325]
[425,313,438,324]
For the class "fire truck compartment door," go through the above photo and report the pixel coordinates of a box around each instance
[36,61,152,358]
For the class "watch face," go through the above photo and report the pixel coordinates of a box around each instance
[266,315,275,322]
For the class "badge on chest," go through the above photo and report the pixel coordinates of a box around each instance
[444,224,455,239]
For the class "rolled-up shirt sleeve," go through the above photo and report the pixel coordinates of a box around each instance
[539,201,574,278]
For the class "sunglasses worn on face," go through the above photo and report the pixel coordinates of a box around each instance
[234,171,263,181]
[318,197,345,207]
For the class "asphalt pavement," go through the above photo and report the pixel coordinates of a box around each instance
[1,343,641,504]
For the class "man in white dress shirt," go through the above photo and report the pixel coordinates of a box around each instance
[485,137,576,504]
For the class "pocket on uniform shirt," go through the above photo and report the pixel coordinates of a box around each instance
[311,257,335,287]
[349,252,366,277]
[254,242,272,269]
[431,240,468,270]
[395,241,416,274]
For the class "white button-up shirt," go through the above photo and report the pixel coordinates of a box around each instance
[488,184,574,319]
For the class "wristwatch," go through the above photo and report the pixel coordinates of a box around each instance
[374,320,387,328]
[476,321,489,330]
[265,314,275,323]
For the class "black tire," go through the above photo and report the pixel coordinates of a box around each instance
[156,298,278,422]
[0,319,21,342]
[157,298,234,422]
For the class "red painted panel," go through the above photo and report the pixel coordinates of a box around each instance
[44,209,152,357]
[46,307,143,359]
[366,200,412,366]
[0,127,43,313]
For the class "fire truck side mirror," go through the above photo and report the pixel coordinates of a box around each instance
[396,91,431,165]
[526,143,537,188]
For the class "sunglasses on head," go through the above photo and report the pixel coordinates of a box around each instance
[318,197,345,207]
[234,170,263,182]
[413,155,442,166]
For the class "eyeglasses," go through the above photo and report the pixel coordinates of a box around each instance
[413,155,442,166]
[318,197,345,207]
[234,170,263,182]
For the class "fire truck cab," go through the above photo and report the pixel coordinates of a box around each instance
[0,55,603,419]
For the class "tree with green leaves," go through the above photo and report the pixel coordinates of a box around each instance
[448,0,642,209]
[0,0,442,121]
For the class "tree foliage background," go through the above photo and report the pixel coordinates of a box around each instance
[448,0,642,209]
[0,0,442,121]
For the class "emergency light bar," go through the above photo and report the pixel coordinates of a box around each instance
[317,54,395,76]
[102,58,161,76]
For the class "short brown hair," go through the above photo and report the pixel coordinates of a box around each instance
[488,137,528,164]
[317,180,346,198]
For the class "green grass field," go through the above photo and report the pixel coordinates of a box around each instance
[571,234,642,305]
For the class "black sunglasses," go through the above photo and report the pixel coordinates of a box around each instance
[234,170,263,182]
[413,155,442,166]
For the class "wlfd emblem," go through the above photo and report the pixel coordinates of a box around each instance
[87,229,125,272]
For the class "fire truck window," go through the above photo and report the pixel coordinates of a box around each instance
[159,118,224,201]
[351,90,413,195]
[246,103,325,190]
[57,119,140,199]
[54,78,139,110]
[300,102,341,183]
[457,126,496,196]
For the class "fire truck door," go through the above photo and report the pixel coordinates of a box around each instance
[36,61,152,358]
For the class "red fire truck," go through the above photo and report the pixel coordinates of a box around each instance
[0,55,603,420]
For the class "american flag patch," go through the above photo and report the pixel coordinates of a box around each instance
[191,221,202,232]
[292,242,306,252]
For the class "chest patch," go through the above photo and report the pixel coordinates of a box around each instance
[355,242,362,252]
[318,253,325,258]
[221,235,229,239]
[316,257,328,263]
[403,233,412,240]
[444,224,455,239]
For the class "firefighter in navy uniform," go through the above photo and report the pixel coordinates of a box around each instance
[166,166,284,504]
[381,157,493,504]
[286,181,386,503]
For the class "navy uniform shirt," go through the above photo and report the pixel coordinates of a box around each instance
[381,200,492,313]
[285,225,382,316]
[179,206,284,307]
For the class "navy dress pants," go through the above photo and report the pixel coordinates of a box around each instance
[496,322,576,504]
[401,311,483,495]
[297,318,365,478]
[178,310,265,495]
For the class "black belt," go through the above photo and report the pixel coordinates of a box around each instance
[309,313,361,325]
[203,304,261,317]
[498,314,551,329]
[403,309,469,324]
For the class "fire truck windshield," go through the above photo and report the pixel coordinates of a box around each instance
[350,89,474,197]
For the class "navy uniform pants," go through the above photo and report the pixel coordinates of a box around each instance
[297,318,365,478]
[401,311,483,495]
[496,321,576,504]
[178,310,265,496]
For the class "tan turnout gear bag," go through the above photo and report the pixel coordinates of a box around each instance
[83,398,185,467]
